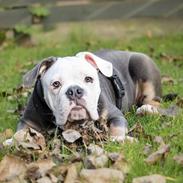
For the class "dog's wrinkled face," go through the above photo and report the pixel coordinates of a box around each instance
[23,52,113,127]
[41,56,101,126]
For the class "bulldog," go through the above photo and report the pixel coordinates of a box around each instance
[17,50,161,141]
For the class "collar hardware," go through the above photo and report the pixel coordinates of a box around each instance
[108,71,125,110]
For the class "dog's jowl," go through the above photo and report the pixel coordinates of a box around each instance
[17,50,161,141]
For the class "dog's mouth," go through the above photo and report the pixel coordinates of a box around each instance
[67,105,89,122]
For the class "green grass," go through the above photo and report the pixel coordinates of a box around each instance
[0,27,183,182]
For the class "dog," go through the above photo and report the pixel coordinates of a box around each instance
[17,50,161,141]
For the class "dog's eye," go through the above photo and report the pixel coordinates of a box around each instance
[52,81,61,88]
[84,76,93,83]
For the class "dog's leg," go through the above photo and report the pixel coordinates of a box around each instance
[109,117,128,142]
[136,81,161,115]
[128,53,161,115]
[105,104,128,142]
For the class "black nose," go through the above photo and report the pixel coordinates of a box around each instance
[66,85,84,100]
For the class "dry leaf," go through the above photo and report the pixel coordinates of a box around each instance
[176,97,183,108]
[84,144,108,169]
[64,163,80,183]
[128,122,151,140]
[80,168,124,183]
[13,128,46,152]
[154,136,165,146]
[143,144,152,156]
[173,154,183,166]
[37,176,52,183]
[28,159,56,177]
[109,153,129,174]
[0,129,13,143]
[158,105,181,117]
[0,155,26,181]
[84,154,108,169]
[145,144,170,165]
[62,129,81,143]
[132,174,166,183]
[87,144,104,156]
[161,75,174,85]
[64,119,108,145]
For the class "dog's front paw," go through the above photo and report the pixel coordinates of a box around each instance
[136,104,159,115]
[110,135,126,142]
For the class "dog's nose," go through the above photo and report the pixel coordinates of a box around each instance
[66,86,84,100]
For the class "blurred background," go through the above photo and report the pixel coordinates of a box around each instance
[0,0,182,46]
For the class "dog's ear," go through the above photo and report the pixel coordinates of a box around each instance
[23,57,57,88]
[76,52,113,77]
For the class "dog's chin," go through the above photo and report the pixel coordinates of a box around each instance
[67,106,89,122]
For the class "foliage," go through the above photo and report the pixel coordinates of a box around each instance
[29,6,50,17]
[14,24,31,35]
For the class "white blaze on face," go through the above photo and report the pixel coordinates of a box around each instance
[41,56,101,126]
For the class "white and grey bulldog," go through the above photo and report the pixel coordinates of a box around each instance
[17,50,161,141]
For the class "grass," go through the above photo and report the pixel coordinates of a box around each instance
[0,23,183,182]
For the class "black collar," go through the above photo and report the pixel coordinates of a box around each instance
[108,69,125,110]
[32,78,55,122]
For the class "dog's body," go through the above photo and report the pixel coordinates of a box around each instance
[17,50,161,141]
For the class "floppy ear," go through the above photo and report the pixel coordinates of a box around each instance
[23,57,57,88]
[76,52,113,77]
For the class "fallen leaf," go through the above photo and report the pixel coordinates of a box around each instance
[0,128,13,142]
[50,164,68,180]
[176,97,183,108]
[84,154,108,169]
[25,166,41,181]
[13,128,46,152]
[153,136,165,146]
[161,75,174,85]
[173,154,183,166]
[84,144,108,169]
[108,152,120,162]
[37,176,52,183]
[132,174,166,183]
[0,155,26,181]
[109,153,129,174]
[158,105,181,117]
[62,129,81,143]
[80,168,124,183]
[128,122,152,140]
[63,119,109,145]
[145,144,170,165]
[64,163,81,183]
[143,144,152,156]
[87,144,104,156]
[27,159,56,177]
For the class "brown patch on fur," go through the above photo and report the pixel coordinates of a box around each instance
[135,81,160,107]
[100,109,108,120]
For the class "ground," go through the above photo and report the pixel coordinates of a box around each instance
[0,20,183,182]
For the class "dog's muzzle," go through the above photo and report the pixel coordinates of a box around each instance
[66,85,89,122]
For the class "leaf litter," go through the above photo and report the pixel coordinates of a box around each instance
[0,121,174,183]
[0,82,178,183]
[145,136,170,165]
[0,119,127,183]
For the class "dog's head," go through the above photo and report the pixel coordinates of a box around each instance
[23,52,113,126]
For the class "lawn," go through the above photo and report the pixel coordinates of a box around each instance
[0,23,183,182]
